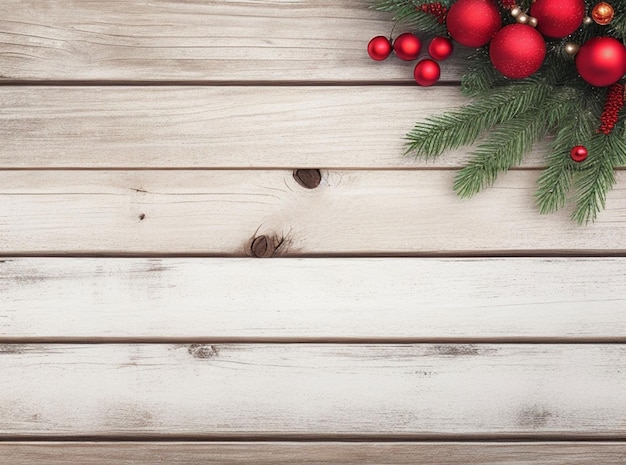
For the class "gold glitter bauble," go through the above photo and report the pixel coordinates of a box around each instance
[592,2,615,25]
[564,43,579,55]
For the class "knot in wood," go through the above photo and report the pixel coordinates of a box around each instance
[250,235,275,258]
[293,169,322,189]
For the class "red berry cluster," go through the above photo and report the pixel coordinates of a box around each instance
[498,0,518,9]
[367,32,454,87]
[419,3,448,23]
[598,83,625,135]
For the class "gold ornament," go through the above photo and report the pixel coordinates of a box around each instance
[517,13,529,23]
[592,2,615,25]
[511,6,522,17]
[583,16,593,25]
[528,16,538,27]
[564,43,580,55]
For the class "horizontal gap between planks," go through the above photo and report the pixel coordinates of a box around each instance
[0,80,454,87]
[1,435,626,443]
[3,251,626,258]
[1,339,626,345]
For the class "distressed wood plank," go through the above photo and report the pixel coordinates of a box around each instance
[0,0,466,82]
[0,86,549,169]
[2,258,625,340]
[0,170,625,254]
[1,442,625,465]
[0,344,625,436]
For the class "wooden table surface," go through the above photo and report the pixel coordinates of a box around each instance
[1,1,625,463]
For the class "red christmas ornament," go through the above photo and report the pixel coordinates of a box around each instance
[446,0,501,47]
[575,37,626,87]
[570,145,588,162]
[428,36,454,61]
[489,24,546,79]
[530,0,585,38]
[367,36,393,61]
[414,59,441,86]
[393,33,422,61]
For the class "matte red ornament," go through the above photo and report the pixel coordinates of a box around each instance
[570,145,588,162]
[414,59,441,86]
[393,33,422,61]
[530,0,585,38]
[367,36,393,61]
[428,36,454,61]
[446,0,502,47]
[575,37,626,87]
[489,24,546,79]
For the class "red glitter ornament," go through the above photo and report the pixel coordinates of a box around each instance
[598,83,625,134]
[570,145,588,162]
[428,36,454,61]
[576,37,626,87]
[420,3,449,24]
[446,0,502,47]
[489,24,546,79]
[367,36,393,61]
[393,33,422,61]
[530,0,585,38]
[414,59,441,86]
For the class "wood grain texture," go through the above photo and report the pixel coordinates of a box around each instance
[0,0,467,82]
[0,344,625,437]
[0,170,625,254]
[1,442,625,464]
[2,258,626,340]
[0,86,550,169]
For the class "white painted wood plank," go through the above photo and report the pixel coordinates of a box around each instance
[2,258,625,340]
[0,344,624,436]
[0,170,625,254]
[0,0,466,82]
[1,442,625,465]
[0,86,548,169]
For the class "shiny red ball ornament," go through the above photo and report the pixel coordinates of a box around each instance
[428,36,454,61]
[530,0,585,38]
[414,59,441,86]
[575,37,626,87]
[489,24,546,79]
[446,0,501,47]
[570,145,588,162]
[393,33,422,61]
[367,36,393,61]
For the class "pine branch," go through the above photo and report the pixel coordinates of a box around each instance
[406,79,551,159]
[572,130,626,224]
[453,110,549,197]
[372,0,448,34]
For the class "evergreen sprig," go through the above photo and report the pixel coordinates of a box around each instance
[373,0,626,223]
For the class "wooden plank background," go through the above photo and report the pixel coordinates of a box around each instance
[0,0,624,462]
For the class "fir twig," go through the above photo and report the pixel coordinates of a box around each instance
[372,0,448,34]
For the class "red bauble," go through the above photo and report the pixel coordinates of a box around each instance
[393,33,422,61]
[414,59,441,86]
[367,36,393,61]
[489,24,546,79]
[570,146,588,162]
[530,0,585,38]
[575,37,626,87]
[446,0,501,47]
[428,36,454,61]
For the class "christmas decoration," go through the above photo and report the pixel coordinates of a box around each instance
[414,58,441,85]
[530,0,586,38]
[489,24,546,78]
[591,1,615,25]
[428,36,454,60]
[575,37,626,86]
[394,32,422,60]
[570,145,589,162]
[446,0,502,47]
[371,0,626,223]
[368,36,393,61]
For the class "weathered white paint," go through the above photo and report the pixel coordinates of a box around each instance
[1,258,625,340]
[0,0,467,82]
[0,344,624,436]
